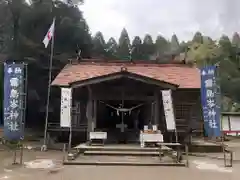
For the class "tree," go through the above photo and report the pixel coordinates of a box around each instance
[186,39,219,66]
[0,0,30,59]
[170,34,179,52]
[141,34,155,60]
[178,41,191,52]
[0,0,92,126]
[143,34,153,45]
[131,36,143,60]
[232,32,240,49]
[155,35,170,54]
[192,31,203,44]
[203,36,214,44]
[105,37,118,59]
[0,0,12,54]
[117,28,131,60]
[219,35,233,58]
[92,31,106,58]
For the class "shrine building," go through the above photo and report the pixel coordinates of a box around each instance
[50,58,201,144]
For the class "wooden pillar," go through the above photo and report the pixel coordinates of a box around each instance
[86,86,93,141]
[154,90,160,126]
[92,100,97,131]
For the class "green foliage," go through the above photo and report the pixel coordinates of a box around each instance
[92,31,106,58]
[105,37,118,59]
[170,34,180,52]
[131,36,144,60]
[186,40,220,66]
[2,0,240,120]
[155,35,170,54]
[192,31,203,44]
[142,34,155,60]
[117,28,131,60]
[219,35,232,57]
[0,0,92,126]
[232,32,240,48]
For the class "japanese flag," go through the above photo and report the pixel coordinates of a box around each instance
[63,0,79,5]
[42,18,55,48]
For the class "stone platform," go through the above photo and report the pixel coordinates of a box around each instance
[190,138,225,152]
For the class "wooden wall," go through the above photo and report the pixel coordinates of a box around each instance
[172,90,202,135]
[71,82,203,141]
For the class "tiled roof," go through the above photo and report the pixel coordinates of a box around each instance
[52,61,200,89]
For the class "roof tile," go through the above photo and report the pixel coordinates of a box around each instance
[52,62,200,88]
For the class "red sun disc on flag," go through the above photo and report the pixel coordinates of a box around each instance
[47,31,51,40]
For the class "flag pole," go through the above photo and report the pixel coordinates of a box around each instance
[42,18,56,151]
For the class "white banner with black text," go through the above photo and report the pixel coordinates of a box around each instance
[161,90,176,130]
[60,88,72,127]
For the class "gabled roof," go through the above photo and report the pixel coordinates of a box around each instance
[69,71,179,89]
[52,60,200,89]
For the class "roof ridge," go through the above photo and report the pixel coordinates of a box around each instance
[72,62,194,68]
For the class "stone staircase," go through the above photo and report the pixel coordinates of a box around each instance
[64,144,187,166]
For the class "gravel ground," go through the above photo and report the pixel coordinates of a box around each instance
[0,138,240,180]
[0,149,238,180]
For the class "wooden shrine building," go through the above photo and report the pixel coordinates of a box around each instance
[50,59,201,144]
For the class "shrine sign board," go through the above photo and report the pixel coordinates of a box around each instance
[60,88,72,127]
[3,63,25,141]
[162,90,176,131]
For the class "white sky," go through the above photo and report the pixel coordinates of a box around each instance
[81,0,240,42]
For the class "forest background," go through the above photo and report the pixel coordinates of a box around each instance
[0,0,239,126]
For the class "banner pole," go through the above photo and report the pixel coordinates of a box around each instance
[68,89,72,153]
[42,18,55,151]
[20,63,28,164]
[216,64,225,165]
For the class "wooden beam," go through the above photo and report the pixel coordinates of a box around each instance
[92,84,156,93]
[92,94,155,101]
[93,91,154,97]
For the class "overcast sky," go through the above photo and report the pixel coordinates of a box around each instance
[80,0,240,42]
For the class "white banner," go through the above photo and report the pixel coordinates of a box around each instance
[161,90,176,130]
[60,88,72,127]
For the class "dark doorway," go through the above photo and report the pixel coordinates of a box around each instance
[96,100,146,143]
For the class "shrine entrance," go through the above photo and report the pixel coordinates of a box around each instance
[96,100,146,143]
[64,65,180,145]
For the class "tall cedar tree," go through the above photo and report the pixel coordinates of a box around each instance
[92,31,106,58]
[131,36,143,60]
[117,28,131,60]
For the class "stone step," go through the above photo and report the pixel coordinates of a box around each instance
[64,161,186,167]
[75,144,160,152]
[84,150,161,156]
